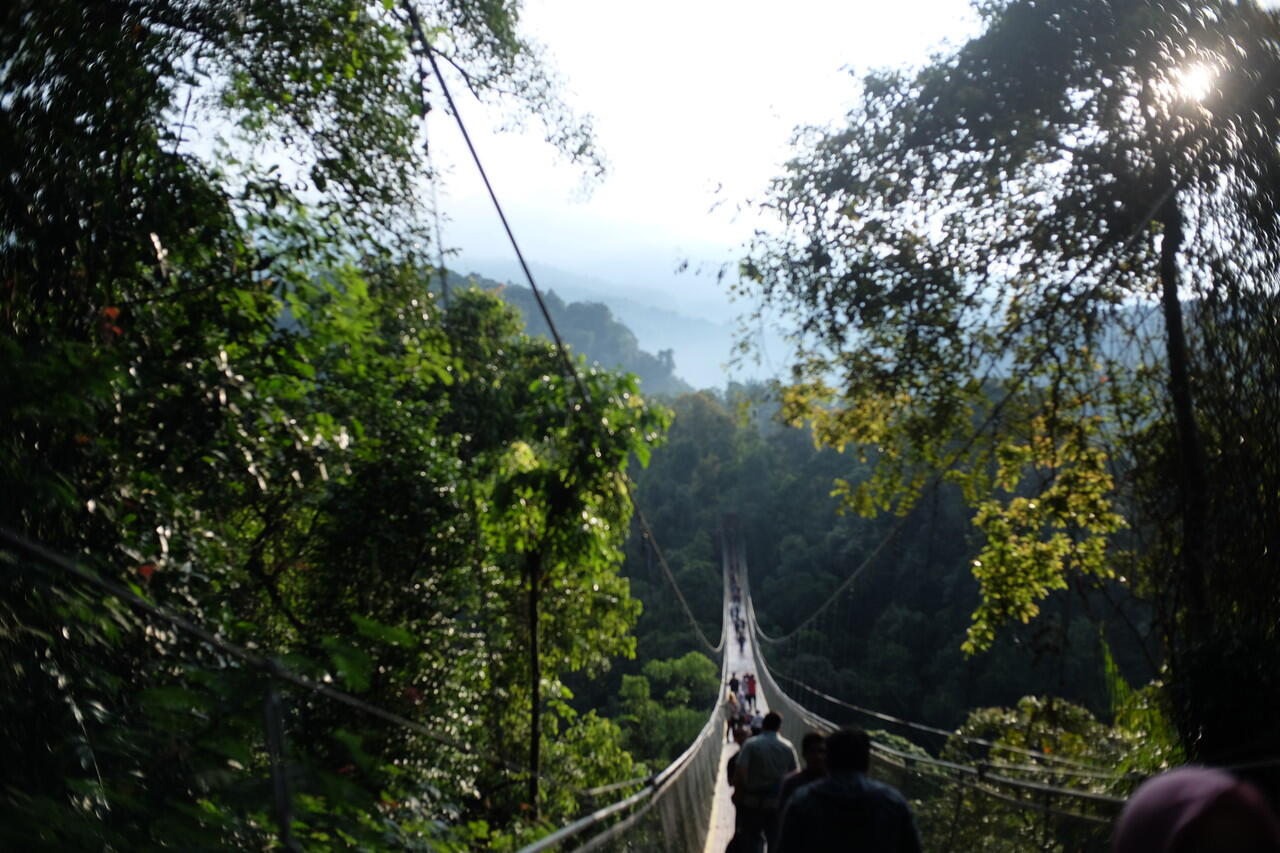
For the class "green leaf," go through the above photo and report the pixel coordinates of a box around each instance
[140,686,212,714]
[321,638,374,692]
[350,613,415,648]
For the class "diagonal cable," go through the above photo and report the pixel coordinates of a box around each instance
[634,509,723,655]
[408,13,590,407]
[410,22,721,658]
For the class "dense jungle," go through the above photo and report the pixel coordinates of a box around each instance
[5,0,1280,850]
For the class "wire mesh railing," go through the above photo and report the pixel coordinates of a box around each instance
[563,709,724,853]
[514,533,736,853]
[743,568,1123,852]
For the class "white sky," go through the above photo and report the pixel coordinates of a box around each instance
[431,0,980,317]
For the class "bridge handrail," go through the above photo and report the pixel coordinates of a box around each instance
[872,741,1125,806]
[774,669,1116,773]
[742,558,1125,813]
[517,785,657,853]
[566,708,723,852]
[515,533,735,853]
[515,682,726,853]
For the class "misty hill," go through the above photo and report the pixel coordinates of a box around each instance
[456,257,777,390]
[445,270,693,396]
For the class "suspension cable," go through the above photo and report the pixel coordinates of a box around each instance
[413,24,720,658]
[635,510,723,655]
[774,671,1119,775]
[753,614,1113,773]
[411,18,588,406]
[754,512,910,645]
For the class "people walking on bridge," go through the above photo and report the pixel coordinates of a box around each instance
[725,691,741,742]
[774,727,921,853]
[731,711,798,853]
[778,731,827,815]
[744,673,757,710]
[729,672,741,702]
[726,724,750,787]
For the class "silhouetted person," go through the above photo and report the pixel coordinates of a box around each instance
[725,725,753,851]
[775,727,921,853]
[727,724,751,786]
[1112,766,1280,853]
[778,731,826,814]
[732,711,798,852]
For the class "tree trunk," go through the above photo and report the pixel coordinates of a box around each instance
[527,550,541,818]
[1157,193,1209,622]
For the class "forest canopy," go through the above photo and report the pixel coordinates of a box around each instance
[9,0,1280,848]
[741,0,1280,774]
[1,0,667,849]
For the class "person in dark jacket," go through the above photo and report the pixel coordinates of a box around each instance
[774,727,921,853]
[733,712,799,852]
[778,731,827,814]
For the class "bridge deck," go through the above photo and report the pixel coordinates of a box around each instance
[703,630,771,853]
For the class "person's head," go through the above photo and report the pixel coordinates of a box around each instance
[825,728,871,774]
[801,731,827,773]
[762,712,782,732]
[1112,766,1280,853]
[733,725,749,745]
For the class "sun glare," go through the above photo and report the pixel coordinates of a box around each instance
[1175,63,1216,102]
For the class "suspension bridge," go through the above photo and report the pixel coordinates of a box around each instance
[0,30,1172,848]
[2,509,1136,852]
[394,38,1119,852]
[510,520,1127,853]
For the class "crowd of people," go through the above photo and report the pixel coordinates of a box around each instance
[718,679,1280,851]
[730,577,747,655]
[724,712,920,853]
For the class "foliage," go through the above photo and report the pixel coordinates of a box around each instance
[608,387,1153,744]
[1,0,661,848]
[615,652,718,766]
[1101,639,1183,778]
[2,271,667,848]
[740,0,1280,766]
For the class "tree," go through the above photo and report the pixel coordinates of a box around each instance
[741,0,1280,773]
[615,652,718,765]
[925,697,1127,851]
[1,0,660,847]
